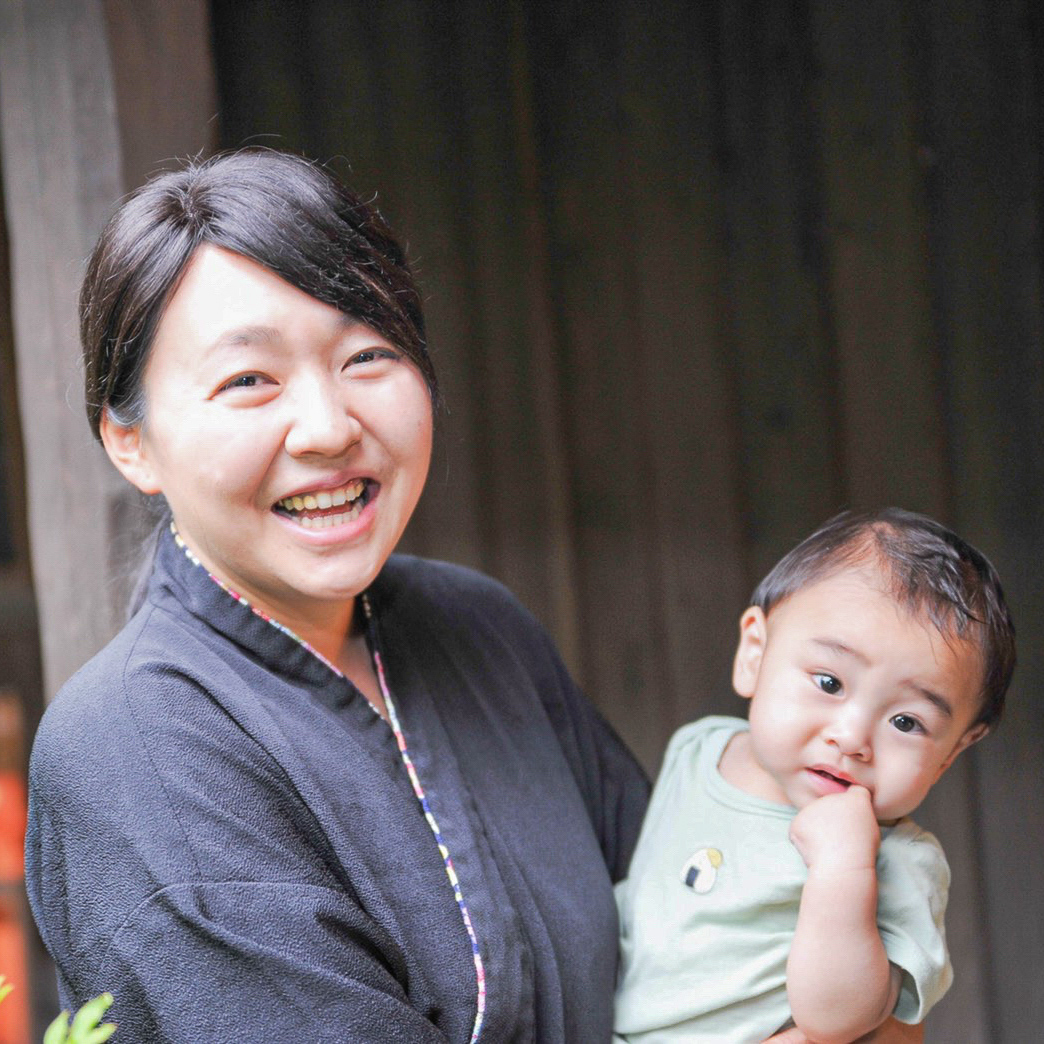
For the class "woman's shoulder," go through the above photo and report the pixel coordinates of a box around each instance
[379,553,520,601]
[376,554,544,635]
[32,598,224,776]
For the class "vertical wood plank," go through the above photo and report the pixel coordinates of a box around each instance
[209,0,310,152]
[0,0,127,697]
[0,0,222,701]
[426,0,585,656]
[103,0,218,187]
[812,0,949,513]
[523,0,679,769]
[614,0,749,736]
[716,0,846,576]
[0,174,28,577]
[920,1,1044,1038]
[810,3,990,1037]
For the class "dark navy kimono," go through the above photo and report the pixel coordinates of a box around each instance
[26,528,649,1042]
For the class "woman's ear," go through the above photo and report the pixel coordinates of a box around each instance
[100,411,161,495]
[732,606,767,699]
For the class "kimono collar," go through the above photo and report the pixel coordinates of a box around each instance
[150,522,373,687]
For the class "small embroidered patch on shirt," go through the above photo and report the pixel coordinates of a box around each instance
[681,847,722,894]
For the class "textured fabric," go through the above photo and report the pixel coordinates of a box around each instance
[614,716,951,1043]
[26,528,649,1043]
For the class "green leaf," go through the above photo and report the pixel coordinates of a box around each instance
[81,1025,117,1044]
[43,1011,71,1044]
[68,993,115,1042]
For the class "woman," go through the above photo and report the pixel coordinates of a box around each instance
[25,150,648,1041]
[26,149,920,1043]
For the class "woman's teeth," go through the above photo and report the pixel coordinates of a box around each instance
[297,503,364,528]
[276,479,368,526]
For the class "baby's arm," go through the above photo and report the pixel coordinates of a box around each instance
[786,787,901,1044]
[765,1019,923,1043]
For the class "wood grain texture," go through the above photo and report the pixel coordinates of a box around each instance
[103,0,219,188]
[0,0,127,698]
[920,1,1044,1037]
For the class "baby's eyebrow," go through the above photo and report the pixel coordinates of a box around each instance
[810,638,868,664]
[910,685,954,719]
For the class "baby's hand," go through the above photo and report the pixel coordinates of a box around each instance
[789,787,880,873]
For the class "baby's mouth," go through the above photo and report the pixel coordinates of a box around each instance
[810,767,853,789]
[273,478,373,529]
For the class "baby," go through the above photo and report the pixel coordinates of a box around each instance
[614,508,1015,1043]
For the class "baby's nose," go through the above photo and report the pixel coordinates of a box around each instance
[823,713,872,761]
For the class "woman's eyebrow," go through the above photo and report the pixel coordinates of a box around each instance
[205,325,281,355]
[209,315,356,353]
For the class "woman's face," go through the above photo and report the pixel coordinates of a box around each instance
[103,245,433,630]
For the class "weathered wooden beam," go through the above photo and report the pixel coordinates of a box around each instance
[0,0,216,699]
[0,0,127,700]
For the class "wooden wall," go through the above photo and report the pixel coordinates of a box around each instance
[211,2,1043,1040]
[0,0,1040,1040]
[0,0,218,702]
[0,0,217,1036]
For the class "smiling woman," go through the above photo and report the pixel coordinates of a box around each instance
[101,246,433,695]
[24,150,650,1042]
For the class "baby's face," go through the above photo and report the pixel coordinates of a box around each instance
[732,565,987,823]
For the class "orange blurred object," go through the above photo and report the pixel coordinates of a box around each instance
[0,691,30,1044]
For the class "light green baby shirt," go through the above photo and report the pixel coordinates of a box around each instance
[613,716,952,1043]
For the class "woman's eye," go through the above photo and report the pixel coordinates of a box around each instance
[812,673,842,695]
[345,347,398,369]
[891,714,924,735]
[220,373,266,392]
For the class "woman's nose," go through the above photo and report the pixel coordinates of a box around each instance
[823,712,873,761]
[283,378,361,458]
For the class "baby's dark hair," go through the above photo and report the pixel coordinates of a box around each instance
[751,508,1015,731]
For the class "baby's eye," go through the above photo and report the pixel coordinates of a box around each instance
[890,714,924,735]
[812,673,842,695]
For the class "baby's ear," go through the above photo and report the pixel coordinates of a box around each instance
[732,606,767,699]
[935,722,990,781]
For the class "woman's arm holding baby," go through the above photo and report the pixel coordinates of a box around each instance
[785,787,901,1044]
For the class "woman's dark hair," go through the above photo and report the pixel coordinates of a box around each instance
[82,148,437,439]
[751,507,1016,731]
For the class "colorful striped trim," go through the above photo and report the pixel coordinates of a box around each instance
[172,524,485,1040]
[171,524,344,679]
[363,597,487,1044]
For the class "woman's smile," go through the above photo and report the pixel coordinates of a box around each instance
[273,477,375,532]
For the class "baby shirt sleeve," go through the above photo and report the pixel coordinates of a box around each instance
[876,822,954,1023]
